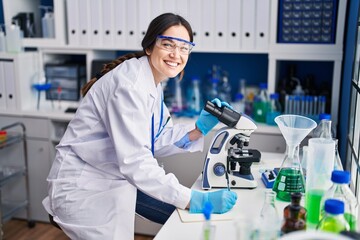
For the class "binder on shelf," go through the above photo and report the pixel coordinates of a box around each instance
[187,0,202,48]
[215,0,228,48]
[241,0,256,50]
[78,0,89,46]
[3,61,17,110]
[227,0,241,50]
[175,1,188,19]
[125,0,138,49]
[201,0,215,49]
[162,0,176,14]
[101,0,114,47]
[113,0,126,47]
[150,0,163,19]
[89,0,102,47]
[0,62,6,109]
[138,1,151,47]
[255,0,270,50]
[66,0,79,45]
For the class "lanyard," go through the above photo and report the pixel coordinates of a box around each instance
[151,96,165,155]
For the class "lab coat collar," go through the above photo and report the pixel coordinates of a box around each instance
[139,56,159,98]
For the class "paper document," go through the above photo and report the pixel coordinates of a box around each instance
[176,208,235,223]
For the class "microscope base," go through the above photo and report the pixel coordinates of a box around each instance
[203,174,257,190]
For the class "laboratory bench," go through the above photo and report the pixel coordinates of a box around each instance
[154,152,360,240]
[154,152,287,240]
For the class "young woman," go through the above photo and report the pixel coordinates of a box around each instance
[43,13,237,239]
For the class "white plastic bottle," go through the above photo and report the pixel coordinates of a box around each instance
[40,6,55,38]
[219,71,232,103]
[232,93,245,113]
[187,77,202,114]
[5,23,23,53]
[0,25,6,52]
[266,93,282,125]
[172,76,183,114]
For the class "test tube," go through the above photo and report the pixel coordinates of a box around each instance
[288,95,294,114]
[318,96,326,114]
[308,96,314,117]
[294,96,300,115]
[304,96,310,117]
[300,95,306,116]
[285,94,290,114]
[313,96,318,115]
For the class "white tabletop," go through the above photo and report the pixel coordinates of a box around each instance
[154,152,289,240]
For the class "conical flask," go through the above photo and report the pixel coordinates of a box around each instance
[272,115,317,202]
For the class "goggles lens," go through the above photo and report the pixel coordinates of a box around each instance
[156,35,195,55]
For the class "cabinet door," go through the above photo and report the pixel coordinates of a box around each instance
[26,139,51,222]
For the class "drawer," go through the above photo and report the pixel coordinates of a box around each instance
[45,65,86,78]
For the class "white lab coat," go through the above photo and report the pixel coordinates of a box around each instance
[42,56,204,240]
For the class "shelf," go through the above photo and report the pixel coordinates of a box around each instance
[0,133,23,149]
[0,166,26,187]
[0,121,32,226]
[2,200,28,222]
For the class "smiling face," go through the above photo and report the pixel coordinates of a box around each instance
[146,25,191,85]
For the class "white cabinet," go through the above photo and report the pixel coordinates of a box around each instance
[2,0,66,48]
[25,139,51,222]
[0,52,39,111]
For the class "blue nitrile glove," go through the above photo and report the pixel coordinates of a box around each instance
[189,189,238,214]
[195,98,232,135]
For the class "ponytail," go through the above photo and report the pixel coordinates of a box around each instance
[81,52,146,96]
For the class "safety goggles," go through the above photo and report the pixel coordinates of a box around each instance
[156,35,195,55]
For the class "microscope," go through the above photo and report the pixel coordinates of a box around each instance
[202,101,261,190]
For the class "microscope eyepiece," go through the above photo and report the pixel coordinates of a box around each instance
[204,101,241,128]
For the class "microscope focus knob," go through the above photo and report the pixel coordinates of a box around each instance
[213,163,226,177]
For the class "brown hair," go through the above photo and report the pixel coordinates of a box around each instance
[81,13,193,96]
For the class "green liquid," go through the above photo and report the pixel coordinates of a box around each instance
[344,213,357,231]
[305,189,324,227]
[272,168,305,202]
[253,101,268,123]
[318,217,348,233]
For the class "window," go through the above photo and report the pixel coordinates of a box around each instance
[347,6,360,200]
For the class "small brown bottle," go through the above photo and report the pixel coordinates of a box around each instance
[281,192,306,234]
[283,192,306,220]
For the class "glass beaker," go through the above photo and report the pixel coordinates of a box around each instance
[272,115,317,202]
